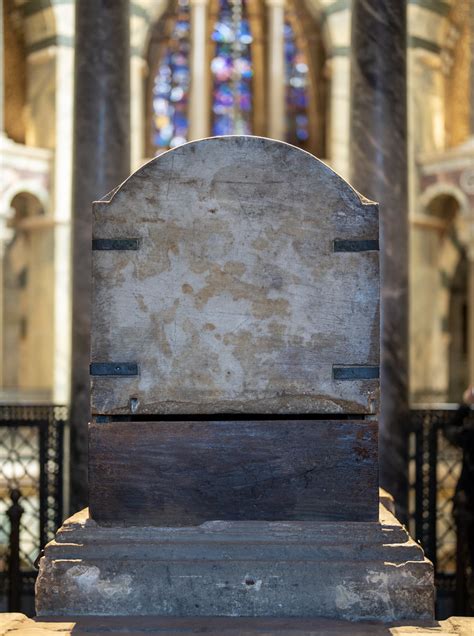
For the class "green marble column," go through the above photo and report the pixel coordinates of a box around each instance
[70,0,131,511]
[350,0,409,519]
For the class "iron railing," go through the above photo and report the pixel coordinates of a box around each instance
[409,405,472,618]
[0,405,67,614]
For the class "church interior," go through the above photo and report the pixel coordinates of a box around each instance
[1,0,473,406]
[1,0,474,629]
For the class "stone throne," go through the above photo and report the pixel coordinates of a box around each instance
[36,136,434,620]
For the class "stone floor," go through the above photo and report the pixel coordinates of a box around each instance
[1,615,474,636]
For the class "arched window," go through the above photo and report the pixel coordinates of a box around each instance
[151,0,191,153]
[211,0,253,135]
[145,0,327,156]
[284,16,309,147]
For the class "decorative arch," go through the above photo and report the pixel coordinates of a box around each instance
[145,0,191,156]
[138,0,171,59]
[1,181,51,220]
[419,182,470,219]
[417,190,470,402]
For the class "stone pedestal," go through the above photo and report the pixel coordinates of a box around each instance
[36,502,434,621]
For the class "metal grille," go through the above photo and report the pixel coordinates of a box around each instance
[0,405,67,611]
[409,406,468,617]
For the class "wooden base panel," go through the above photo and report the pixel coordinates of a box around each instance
[89,419,378,525]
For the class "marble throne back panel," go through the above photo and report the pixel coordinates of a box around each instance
[91,136,379,416]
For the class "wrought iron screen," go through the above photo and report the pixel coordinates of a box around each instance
[0,405,67,612]
[409,406,469,618]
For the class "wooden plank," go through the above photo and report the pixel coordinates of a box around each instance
[89,419,379,525]
[91,137,379,415]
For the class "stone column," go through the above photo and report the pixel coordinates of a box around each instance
[327,54,350,179]
[322,3,351,179]
[189,0,210,140]
[70,0,130,511]
[350,1,409,519]
[266,0,285,140]
[130,55,146,169]
[52,44,74,409]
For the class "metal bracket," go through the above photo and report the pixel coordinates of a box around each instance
[333,365,379,380]
[333,239,379,252]
[92,239,140,251]
[90,363,138,376]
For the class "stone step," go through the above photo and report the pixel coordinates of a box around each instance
[36,506,434,621]
[2,613,474,636]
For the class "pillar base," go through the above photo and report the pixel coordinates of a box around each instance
[36,504,434,621]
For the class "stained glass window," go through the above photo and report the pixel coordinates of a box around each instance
[151,0,190,152]
[284,17,309,146]
[211,0,253,136]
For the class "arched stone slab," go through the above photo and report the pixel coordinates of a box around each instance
[91,136,379,415]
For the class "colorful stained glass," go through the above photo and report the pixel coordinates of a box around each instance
[152,0,190,152]
[211,0,253,136]
[284,18,309,146]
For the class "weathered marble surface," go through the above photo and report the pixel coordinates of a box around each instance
[91,136,379,415]
[35,503,434,620]
[69,0,131,512]
[350,2,409,516]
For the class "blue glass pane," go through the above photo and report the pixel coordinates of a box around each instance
[211,0,253,136]
[284,18,310,147]
[151,0,190,152]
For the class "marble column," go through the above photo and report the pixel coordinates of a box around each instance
[52,44,74,411]
[130,54,146,169]
[70,0,130,511]
[328,54,350,180]
[189,0,210,140]
[266,0,285,140]
[323,3,351,180]
[350,1,409,519]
